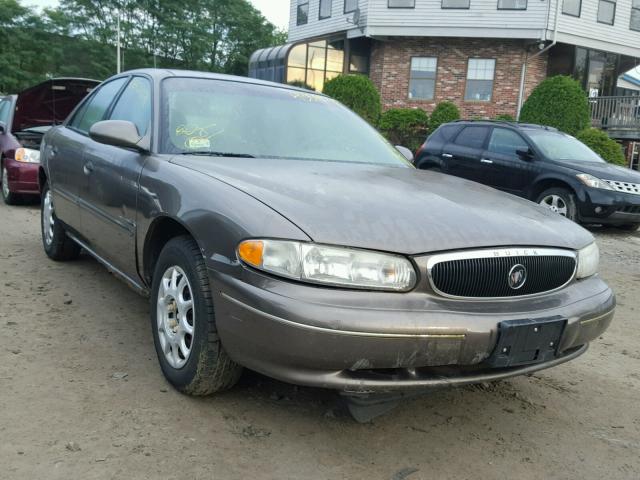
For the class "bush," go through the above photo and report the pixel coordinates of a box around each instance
[575,128,626,166]
[378,108,429,152]
[287,80,314,90]
[323,74,381,125]
[494,114,515,121]
[429,101,460,133]
[519,76,590,136]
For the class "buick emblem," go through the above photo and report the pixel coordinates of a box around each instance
[508,264,527,290]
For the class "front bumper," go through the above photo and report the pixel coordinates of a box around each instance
[4,158,39,195]
[578,188,640,225]
[210,267,615,393]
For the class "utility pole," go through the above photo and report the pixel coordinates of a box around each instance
[117,14,121,73]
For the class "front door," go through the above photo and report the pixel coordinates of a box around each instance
[80,76,152,281]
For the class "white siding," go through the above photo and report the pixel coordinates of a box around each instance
[288,0,368,42]
[549,0,640,57]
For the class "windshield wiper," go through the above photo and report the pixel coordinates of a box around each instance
[179,151,255,158]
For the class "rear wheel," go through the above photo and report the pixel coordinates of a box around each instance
[41,182,81,261]
[536,187,578,222]
[151,235,242,395]
[1,165,19,205]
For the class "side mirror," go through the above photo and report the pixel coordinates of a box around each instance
[89,120,148,152]
[395,145,414,162]
[516,148,534,161]
[0,121,6,134]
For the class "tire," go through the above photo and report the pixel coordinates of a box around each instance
[1,164,19,205]
[151,235,242,395]
[618,223,640,232]
[536,187,578,222]
[41,182,81,261]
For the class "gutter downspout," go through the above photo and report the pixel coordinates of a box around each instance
[516,0,561,119]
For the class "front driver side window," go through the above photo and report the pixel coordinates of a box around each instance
[488,128,529,156]
[69,77,128,134]
[109,77,152,136]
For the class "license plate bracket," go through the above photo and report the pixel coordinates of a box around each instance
[487,316,567,368]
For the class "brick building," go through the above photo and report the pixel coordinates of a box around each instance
[250,0,640,121]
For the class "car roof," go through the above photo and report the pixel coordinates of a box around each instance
[112,68,323,95]
[447,119,559,133]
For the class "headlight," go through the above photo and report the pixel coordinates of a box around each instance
[576,174,613,191]
[576,242,599,279]
[237,239,417,291]
[15,148,40,164]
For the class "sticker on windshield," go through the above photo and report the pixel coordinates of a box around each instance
[175,123,223,150]
[187,137,211,150]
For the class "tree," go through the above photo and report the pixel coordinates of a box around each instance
[323,75,381,125]
[575,128,627,166]
[429,101,460,133]
[519,76,590,136]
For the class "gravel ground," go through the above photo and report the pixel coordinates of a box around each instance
[0,200,639,480]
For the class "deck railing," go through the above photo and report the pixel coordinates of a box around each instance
[590,96,640,131]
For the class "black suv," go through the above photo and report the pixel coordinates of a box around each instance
[415,121,640,231]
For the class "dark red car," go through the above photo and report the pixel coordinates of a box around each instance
[0,78,99,204]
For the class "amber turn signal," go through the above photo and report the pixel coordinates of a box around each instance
[237,240,264,267]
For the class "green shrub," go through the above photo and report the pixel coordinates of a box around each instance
[287,80,314,90]
[575,128,626,166]
[519,76,590,136]
[378,108,429,152]
[323,74,381,125]
[429,101,460,133]
[494,114,515,121]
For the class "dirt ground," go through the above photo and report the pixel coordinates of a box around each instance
[0,200,638,480]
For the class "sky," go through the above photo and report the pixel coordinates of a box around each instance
[23,0,291,30]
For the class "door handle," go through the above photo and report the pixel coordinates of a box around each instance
[49,147,58,159]
[83,161,95,175]
[442,153,453,158]
[480,158,494,164]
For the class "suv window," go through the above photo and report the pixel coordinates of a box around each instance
[488,128,529,156]
[70,77,128,133]
[109,77,152,136]
[454,126,489,149]
[0,99,12,126]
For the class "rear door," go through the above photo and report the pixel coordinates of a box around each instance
[81,76,152,280]
[49,77,128,233]
[482,127,537,195]
[440,125,490,181]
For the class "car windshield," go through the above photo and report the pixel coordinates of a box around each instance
[160,77,410,167]
[526,130,605,163]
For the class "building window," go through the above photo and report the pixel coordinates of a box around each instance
[597,0,616,24]
[465,58,495,101]
[319,0,332,19]
[389,0,415,7]
[442,0,470,8]
[562,0,581,16]
[344,0,357,13]
[297,0,309,25]
[286,40,345,92]
[498,0,527,9]
[409,57,437,100]
[632,0,640,31]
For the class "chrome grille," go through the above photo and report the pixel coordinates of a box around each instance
[427,248,577,299]
[604,180,640,195]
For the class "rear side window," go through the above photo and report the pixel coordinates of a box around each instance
[70,77,128,133]
[488,128,529,156]
[109,77,152,136]
[454,126,490,149]
[0,99,12,125]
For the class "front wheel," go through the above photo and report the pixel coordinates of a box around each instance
[151,236,242,395]
[1,165,19,205]
[536,187,578,222]
[41,183,81,261]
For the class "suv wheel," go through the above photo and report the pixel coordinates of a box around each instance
[41,183,81,260]
[151,236,242,395]
[536,188,578,222]
[1,165,19,205]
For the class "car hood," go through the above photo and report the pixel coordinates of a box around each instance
[171,156,594,254]
[560,160,640,183]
